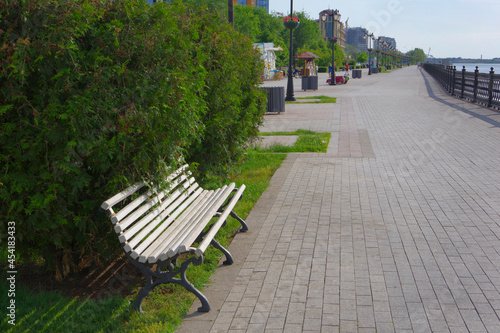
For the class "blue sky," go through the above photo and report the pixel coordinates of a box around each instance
[269,0,500,59]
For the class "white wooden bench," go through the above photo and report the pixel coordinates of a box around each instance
[100,164,247,312]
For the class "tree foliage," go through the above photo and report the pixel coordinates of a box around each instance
[357,51,368,64]
[0,0,264,277]
[217,3,338,68]
[188,5,266,175]
[406,48,426,63]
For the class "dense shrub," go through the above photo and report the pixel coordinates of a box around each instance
[187,8,266,175]
[0,0,264,278]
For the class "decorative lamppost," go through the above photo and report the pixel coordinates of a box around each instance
[285,0,299,101]
[364,32,374,75]
[376,37,382,70]
[322,10,341,85]
[388,45,393,68]
[383,42,389,68]
[390,46,394,67]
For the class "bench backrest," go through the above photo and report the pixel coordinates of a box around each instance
[101,165,202,260]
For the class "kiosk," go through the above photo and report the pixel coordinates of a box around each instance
[296,52,319,91]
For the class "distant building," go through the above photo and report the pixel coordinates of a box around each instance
[319,9,346,52]
[375,36,397,49]
[256,0,269,12]
[347,27,369,53]
[235,0,269,12]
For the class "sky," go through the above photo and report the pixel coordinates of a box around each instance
[268,0,500,59]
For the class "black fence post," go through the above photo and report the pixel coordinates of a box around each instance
[449,66,454,92]
[451,66,456,96]
[473,66,479,102]
[488,67,495,107]
[461,66,465,98]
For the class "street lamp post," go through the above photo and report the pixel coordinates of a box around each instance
[383,41,388,68]
[285,0,296,101]
[364,32,374,75]
[322,10,340,86]
[391,47,394,66]
[377,37,382,70]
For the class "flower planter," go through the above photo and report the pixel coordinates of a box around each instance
[283,17,300,30]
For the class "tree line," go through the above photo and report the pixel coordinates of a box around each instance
[182,0,426,67]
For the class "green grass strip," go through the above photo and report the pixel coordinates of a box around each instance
[287,95,337,104]
[251,129,330,153]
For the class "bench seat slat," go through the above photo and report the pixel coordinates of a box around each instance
[120,179,198,250]
[171,184,235,258]
[194,185,246,257]
[136,187,208,262]
[143,187,224,262]
[128,183,202,259]
[163,185,232,260]
[124,181,199,255]
[143,189,216,263]
[178,184,237,255]
[158,186,228,261]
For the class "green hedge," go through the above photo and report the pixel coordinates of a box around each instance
[0,0,265,278]
[186,3,265,175]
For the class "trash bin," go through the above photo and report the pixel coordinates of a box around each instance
[301,75,318,91]
[261,86,285,114]
[352,69,362,78]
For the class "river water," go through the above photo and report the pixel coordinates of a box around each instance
[453,63,498,73]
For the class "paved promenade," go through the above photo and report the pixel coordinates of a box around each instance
[178,67,500,332]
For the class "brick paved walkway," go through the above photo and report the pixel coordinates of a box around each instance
[177,67,500,332]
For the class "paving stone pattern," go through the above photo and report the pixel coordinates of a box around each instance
[177,68,500,332]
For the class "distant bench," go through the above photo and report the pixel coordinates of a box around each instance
[100,164,247,312]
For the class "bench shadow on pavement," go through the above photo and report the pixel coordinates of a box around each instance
[420,69,500,128]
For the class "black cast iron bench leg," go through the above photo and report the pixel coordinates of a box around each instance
[126,251,210,313]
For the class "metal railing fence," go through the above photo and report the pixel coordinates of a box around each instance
[423,63,500,109]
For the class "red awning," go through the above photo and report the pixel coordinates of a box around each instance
[296,52,320,60]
